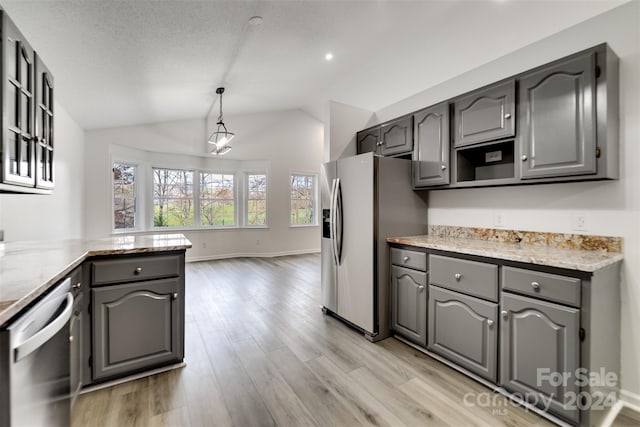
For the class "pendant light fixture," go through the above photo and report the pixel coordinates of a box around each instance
[208,87,234,155]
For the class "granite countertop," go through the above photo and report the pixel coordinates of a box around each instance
[387,235,623,272]
[0,234,192,325]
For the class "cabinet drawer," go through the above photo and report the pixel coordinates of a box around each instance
[391,248,427,271]
[429,254,498,301]
[91,255,181,286]
[428,286,498,382]
[502,267,581,307]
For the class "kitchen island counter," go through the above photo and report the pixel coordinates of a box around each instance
[0,234,192,325]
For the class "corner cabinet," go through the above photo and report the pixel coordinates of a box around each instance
[88,251,185,383]
[356,116,413,157]
[0,9,55,193]
[412,102,450,187]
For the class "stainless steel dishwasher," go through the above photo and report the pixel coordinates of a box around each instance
[0,278,74,427]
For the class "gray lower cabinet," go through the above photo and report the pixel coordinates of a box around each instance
[428,286,498,382]
[453,80,516,147]
[70,293,82,407]
[413,102,450,187]
[500,292,580,423]
[390,265,427,347]
[379,116,413,156]
[519,52,596,179]
[92,277,183,381]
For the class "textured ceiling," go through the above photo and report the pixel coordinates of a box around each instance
[0,0,627,130]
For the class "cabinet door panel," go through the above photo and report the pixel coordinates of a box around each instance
[428,286,497,382]
[454,80,515,147]
[92,278,182,381]
[500,293,579,423]
[520,53,596,179]
[357,128,379,154]
[2,13,36,188]
[413,102,450,187]
[380,116,413,156]
[35,54,54,189]
[391,265,427,347]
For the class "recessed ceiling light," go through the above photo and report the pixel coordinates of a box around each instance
[325,52,334,61]
[248,16,263,26]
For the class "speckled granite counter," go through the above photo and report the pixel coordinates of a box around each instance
[387,235,623,272]
[0,234,192,325]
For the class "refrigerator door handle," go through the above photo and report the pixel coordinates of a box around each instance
[335,179,344,264]
[330,178,339,266]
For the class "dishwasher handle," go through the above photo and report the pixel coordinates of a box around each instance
[13,292,74,362]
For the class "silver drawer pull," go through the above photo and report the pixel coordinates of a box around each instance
[501,310,508,319]
[441,165,447,171]
[521,155,528,161]
[454,273,462,281]
[69,335,74,343]
[531,281,540,291]
[173,292,178,300]
[134,267,143,274]
[487,319,494,327]
[403,256,410,262]
[72,282,82,290]
[417,285,425,292]
[504,113,512,119]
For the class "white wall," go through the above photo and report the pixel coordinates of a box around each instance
[325,101,375,162]
[369,2,640,403]
[84,109,323,260]
[0,102,84,241]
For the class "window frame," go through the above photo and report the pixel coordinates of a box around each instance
[111,161,139,233]
[150,166,197,230]
[243,171,268,228]
[289,172,318,227]
[199,170,238,228]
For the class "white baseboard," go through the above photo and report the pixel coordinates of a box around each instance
[186,248,320,263]
[620,389,640,410]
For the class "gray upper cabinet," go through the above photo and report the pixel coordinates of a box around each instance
[413,102,450,187]
[453,80,515,147]
[519,52,597,179]
[92,277,183,381]
[34,54,54,190]
[391,265,427,347]
[428,286,498,382]
[357,127,379,155]
[1,11,36,189]
[379,116,413,156]
[500,293,580,423]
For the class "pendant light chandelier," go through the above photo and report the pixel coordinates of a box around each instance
[208,87,234,155]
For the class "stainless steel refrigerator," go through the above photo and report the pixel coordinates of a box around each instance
[321,152,428,341]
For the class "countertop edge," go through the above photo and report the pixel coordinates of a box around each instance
[387,237,623,273]
[0,243,191,326]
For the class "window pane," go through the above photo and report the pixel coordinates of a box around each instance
[153,168,194,227]
[113,163,136,230]
[246,174,267,226]
[290,174,315,225]
[200,173,235,226]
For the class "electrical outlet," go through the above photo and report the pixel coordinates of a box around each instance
[572,213,587,231]
[494,213,505,228]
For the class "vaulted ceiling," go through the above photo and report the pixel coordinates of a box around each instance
[1,0,627,130]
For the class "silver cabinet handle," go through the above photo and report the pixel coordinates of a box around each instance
[173,292,179,300]
[72,282,82,290]
[521,155,528,161]
[454,273,462,281]
[531,281,540,291]
[441,165,447,171]
[417,285,425,292]
[69,335,74,342]
[501,310,509,319]
[504,113,512,119]
[377,141,384,146]
[403,256,410,262]
[487,319,494,327]
[134,267,143,274]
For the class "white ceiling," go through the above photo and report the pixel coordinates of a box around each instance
[1,0,627,130]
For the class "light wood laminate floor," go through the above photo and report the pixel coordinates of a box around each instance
[72,254,553,427]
